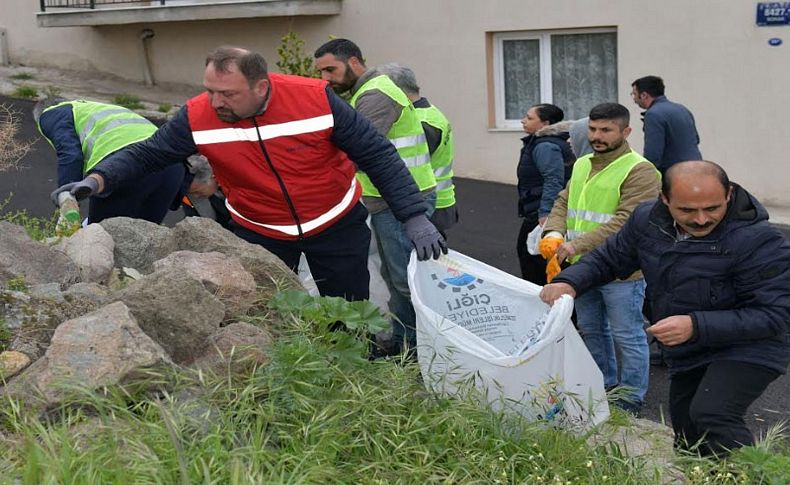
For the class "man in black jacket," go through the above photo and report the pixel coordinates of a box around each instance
[540,160,790,456]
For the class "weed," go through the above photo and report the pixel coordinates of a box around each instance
[112,93,144,110]
[9,72,34,81]
[0,318,10,351]
[11,85,38,100]
[41,85,62,98]
[5,277,28,293]
[157,103,172,113]
[1,193,58,240]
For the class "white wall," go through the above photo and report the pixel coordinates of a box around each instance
[3,0,788,205]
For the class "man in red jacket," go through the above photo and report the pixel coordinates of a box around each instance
[51,46,446,302]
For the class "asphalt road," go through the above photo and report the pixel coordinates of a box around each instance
[2,94,788,438]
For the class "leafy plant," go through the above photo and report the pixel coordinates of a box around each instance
[276,31,318,78]
[112,93,144,110]
[5,277,28,292]
[9,72,34,81]
[11,85,38,100]
[157,103,172,113]
[1,193,58,240]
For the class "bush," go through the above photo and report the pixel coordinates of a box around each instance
[157,103,172,113]
[276,31,318,78]
[11,85,38,99]
[112,93,144,110]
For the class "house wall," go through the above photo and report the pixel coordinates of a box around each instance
[3,0,788,206]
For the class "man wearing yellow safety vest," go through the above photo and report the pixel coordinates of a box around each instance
[377,63,459,237]
[540,103,661,414]
[34,97,187,224]
[315,39,444,357]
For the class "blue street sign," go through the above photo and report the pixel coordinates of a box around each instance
[757,2,790,26]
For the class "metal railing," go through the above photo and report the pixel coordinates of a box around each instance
[41,0,166,11]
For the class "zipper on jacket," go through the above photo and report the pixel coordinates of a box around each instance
[252,117,305,240]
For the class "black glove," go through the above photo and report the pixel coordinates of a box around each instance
[404,215,448,261]
[50,177,99,206]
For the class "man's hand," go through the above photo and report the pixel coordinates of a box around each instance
[404,214,448,261]
[539,282,576,305]
[50,175,102,206]
[647,315,694,347]
[556,242,577,263]
[188,177,218,199]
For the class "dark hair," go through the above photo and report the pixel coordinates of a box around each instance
[377,63,419,96]
[531,103,564,125]
[588,102,630,129]
[631,75,665,97]
[314,38,366,65]
[205,46,268,85]
[662,160,730,199]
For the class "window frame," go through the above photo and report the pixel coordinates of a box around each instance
[492,27,618,130]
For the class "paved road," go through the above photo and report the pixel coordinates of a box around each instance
[2,94,788,437]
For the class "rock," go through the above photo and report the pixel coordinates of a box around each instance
[2,301,173,408]
[62,282,112,307]
[53,223,115,283]
[117,268,225,364]
[99,217,177,273]
[27,283,65,302]
[171,217,301,296]
[0,351,31,379]
[191,322,272,375]
[153,251,257,320]
[0,221,80,288]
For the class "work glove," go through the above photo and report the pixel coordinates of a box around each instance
[539,232,565,283]
[404,215,448,261]
[50,177,99,206]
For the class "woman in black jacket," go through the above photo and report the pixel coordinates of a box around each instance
[516,103,575,285]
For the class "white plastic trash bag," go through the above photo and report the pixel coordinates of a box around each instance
[526,222,543,256]
[408,250,609,430]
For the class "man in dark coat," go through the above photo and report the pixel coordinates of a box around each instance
[540,160,790,456]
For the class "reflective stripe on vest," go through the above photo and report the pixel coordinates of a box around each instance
[192,114,334,145]
[42,100,157,173]
[416,104,456,209]
[350,75,435,196]
[566,150,656,263]
[225,177,358,236]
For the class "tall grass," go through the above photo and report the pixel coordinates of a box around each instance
[0,290,786,483]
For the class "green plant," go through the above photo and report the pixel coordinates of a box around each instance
[157,103,172,113]
[276,31,318,78]
[11,85,38,100]
[0,318,10,351]
[1,193,58,240]
[9,72,34,81]
[5,277,28,292]
[41,85,62,98]
[112,93,144,110]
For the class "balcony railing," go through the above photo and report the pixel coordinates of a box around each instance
[41,0,165,11]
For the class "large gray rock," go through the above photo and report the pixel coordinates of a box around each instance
[190,321,273,376]
[117,268,225,364]
[99,217,177,273]
[0,221,80,288]
[2,301,173,408]
[153,251,257,320]
[53,224,115,284]
[2,288,104,361]
[171,217,301,296]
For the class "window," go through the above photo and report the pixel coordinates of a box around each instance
[492,28,618,129]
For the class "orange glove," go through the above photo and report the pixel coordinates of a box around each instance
[546,255,562,283]
[538,236,564,260]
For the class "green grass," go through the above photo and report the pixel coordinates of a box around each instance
[0,193,58,241]
[9,73,34,81]
[11,85,38,100]
[111,93,144,110]
[0,289,786,483]
[157,103,172,113]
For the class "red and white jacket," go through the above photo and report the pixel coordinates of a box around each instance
[187,74,361,240]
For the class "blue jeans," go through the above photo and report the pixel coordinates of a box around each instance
[370,192,435,350]
[574,279,649,406]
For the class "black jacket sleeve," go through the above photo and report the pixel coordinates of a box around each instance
[326,87,426,222]
[38,104,85,186]
[91,106,197,193]
[552,203,646,293]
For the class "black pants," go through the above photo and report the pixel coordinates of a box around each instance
[516,213,547,286]
[669,360,779,456]
[88,163,186,224]
[231,202,371,302]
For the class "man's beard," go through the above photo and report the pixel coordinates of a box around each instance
[215,108,241,123]
[591,138,624,154]
[329,67,357,94]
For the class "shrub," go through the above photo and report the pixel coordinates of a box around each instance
[276,31,318,78]
[112,93,144,110]
[11,85,38,99]
[9,72,34,80]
